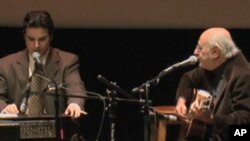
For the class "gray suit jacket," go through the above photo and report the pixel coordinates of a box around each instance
[0,48,86,114]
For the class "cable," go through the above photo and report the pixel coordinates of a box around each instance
[35,66,107,140]
[60,86,106,141]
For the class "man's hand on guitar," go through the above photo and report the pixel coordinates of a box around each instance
[189,89,214,124]
[189,100,201,114]
[189,89,212,115]
[175,97,188,117]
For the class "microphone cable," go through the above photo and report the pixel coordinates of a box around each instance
[59,86,106,141]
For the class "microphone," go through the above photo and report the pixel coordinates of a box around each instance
[158,55,198,77]
[172,55,198,68]
[97,74,134,98]
[132,56,198,93]
[19,82,31,114]
[97,75,113,88]
[32,52,43,66]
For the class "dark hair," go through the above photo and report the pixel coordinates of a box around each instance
[22,10,54,36]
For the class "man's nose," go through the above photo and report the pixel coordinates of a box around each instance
[34,40,40,48]
[194,48,199,55]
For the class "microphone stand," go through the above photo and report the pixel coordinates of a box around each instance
[38,75,148,141]
[35,66,62,141]
[132,56,198,93]
[53,80,61,141]
[140,81,151,141]
[40,74,151,141]
[132,65,177,94]
[97,75,120,141]
[21,61,62,141]
[106,85,117,141]
[42,87,150,141]
[97,74,147,141]
[131,65,181,141]
[131,57,198,140]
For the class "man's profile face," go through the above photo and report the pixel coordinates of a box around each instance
[24,27,51,57]
[194,41,215,71]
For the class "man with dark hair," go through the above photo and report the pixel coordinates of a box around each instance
[22,10,54,36]
[175,27,250,141]
[0,10,87,118]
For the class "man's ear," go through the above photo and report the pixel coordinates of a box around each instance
[49,34,53,43]
[211,45,221,59]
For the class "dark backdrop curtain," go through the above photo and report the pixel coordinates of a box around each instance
[0,27,249,141]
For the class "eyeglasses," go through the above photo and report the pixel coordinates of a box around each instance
[196,44,204,50]
[195,43,212,51]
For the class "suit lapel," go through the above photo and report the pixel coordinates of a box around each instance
[202,70,228,114]
[212,57,233,114]
[212,77,227,113]
[42,49,60,92]
[45,48,60,79]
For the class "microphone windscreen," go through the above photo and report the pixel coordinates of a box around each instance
[189,55,198,64]
[32,52,41,59]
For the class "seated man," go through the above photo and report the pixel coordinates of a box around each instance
[0,10,87,118]
[175,27,250,141]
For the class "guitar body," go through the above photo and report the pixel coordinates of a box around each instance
[179,119,207,140]
[185,119,207,140]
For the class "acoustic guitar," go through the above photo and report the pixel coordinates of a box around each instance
[179,89,214,140]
